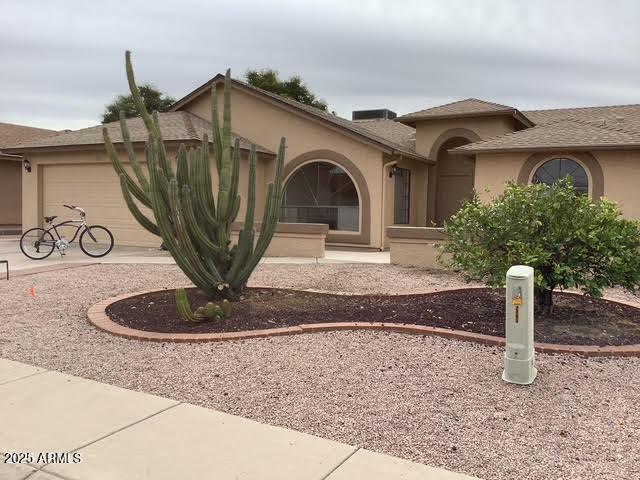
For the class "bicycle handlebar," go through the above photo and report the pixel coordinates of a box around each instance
[63,204,86,216]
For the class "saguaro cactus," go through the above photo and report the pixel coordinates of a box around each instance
[104,51,285,303]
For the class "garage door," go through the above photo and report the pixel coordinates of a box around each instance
[42,163,159,247]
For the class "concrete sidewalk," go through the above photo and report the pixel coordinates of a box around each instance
[0,358,478,480]
[0,236,389,273]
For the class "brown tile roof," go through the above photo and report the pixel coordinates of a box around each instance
[451,118,640,154]
[170,75,430,162]
[0,122,57,150]
[3,112,274,154]
[353,119,416,151]
[396,98,534,127]
[523,103,640,131]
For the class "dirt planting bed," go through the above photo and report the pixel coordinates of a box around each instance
[106,287,640,346]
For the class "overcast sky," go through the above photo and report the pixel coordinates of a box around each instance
[2,0,640,130]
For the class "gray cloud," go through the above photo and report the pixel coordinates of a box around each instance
[2,0,639,130]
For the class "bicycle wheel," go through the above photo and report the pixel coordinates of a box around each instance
[20,228,56,260]
[79,225,114,258]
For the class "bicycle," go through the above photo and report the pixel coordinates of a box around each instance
[20,205,114,260]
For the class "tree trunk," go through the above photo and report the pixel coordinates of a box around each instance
[536,288,554,315]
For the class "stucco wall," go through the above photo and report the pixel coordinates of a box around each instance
[474,149,640,220]
[591,150,640,219]
[413,116,519,159]
[0,160,22,225]
[181,84,387,248]
[474,152,528,202]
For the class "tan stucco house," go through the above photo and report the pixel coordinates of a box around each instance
[0,122,56,233]
[6,77,640,252]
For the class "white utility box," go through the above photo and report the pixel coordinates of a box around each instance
[502,265,537,385]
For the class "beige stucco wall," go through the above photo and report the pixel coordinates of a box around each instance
[230,224,328,258]
[474,149,640,220]
[387,227,450,269]
[0,160,22,225]
[181,84,388,248]
[474,152,528,202]
[596,150,640,219]
[413,116,519,159]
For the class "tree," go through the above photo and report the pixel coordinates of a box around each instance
[101,84,175,124]
[442,179,640,312]
[245,68,328,111]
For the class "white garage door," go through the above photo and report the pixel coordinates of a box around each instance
[42,163,159,247]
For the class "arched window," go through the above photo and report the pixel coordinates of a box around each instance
[532,158,588,193]
[280,161,359,231]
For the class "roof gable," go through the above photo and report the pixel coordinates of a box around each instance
[170,75,429,162]
[396,98,534,128]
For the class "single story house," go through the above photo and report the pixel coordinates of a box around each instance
[0,122,56,232]
[6,77,640,251]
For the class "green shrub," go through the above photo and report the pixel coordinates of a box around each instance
[442,178,640,311]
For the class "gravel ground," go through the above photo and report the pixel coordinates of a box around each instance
[1,263,640,480]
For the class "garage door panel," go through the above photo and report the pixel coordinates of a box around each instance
[42,164,159,247]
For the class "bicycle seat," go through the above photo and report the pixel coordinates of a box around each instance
[44,215,57,223]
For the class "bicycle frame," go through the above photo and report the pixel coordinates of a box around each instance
[37,217,96,248]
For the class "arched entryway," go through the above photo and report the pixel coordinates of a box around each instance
[434,137,476,225]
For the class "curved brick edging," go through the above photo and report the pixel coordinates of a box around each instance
[86,287,640,357]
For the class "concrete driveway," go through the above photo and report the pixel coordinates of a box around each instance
[0,236,174,273]
[0,236,389,273]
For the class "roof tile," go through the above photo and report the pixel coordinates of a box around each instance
[452,118,640,153]
[4,112,274,154]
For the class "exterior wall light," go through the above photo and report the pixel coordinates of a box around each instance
[388,165,398,178]
[23,158,32,173]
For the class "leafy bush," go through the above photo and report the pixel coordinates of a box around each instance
[442,178,640,311]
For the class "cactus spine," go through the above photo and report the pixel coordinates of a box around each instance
[105,51,285,312]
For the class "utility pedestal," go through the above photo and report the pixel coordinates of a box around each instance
[502,265,537,385]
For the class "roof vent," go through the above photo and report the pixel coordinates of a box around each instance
[352,109,397,121]
[616,116,625,122]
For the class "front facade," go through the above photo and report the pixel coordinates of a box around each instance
[6,81,640,251]
[397,99,640,224]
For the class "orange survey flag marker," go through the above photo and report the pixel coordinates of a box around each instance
[29,287,36,299]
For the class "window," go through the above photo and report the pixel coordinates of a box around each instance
[532,158,588,194]
[394,167,411,224]
[280,161,359,231]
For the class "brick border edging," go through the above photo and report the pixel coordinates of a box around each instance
[86,287,640,357]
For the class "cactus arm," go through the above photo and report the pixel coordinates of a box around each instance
[118,175,159,236]
[118,111,150,192]
[211,86,223,174]
[225,138,241,220]
[104,128,152,208]
[191,145,220,233]
[180,185,222,256]
[175,288,201,323]
[225,145,258,284]
[168,179,223,285]
[147,144,214,296]
[125,50,161,140]
[152,112,174,179]
[231,138,285,289]
[176,144,190,187]
[201,136,217,217]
